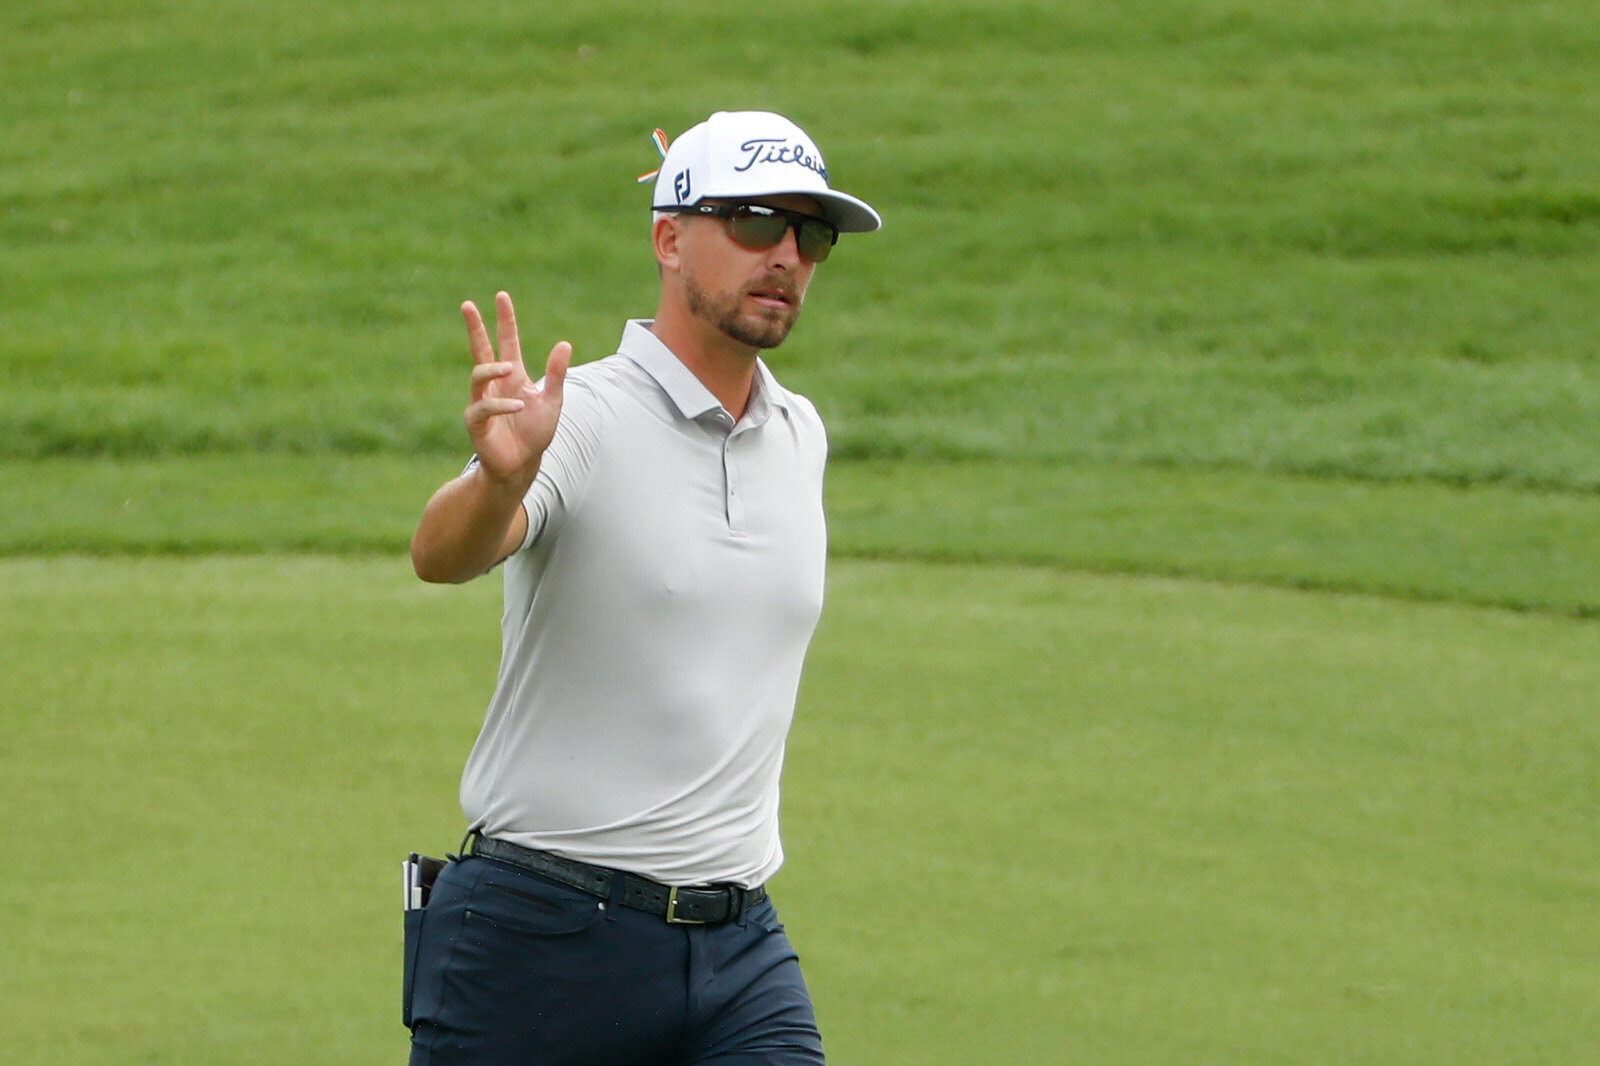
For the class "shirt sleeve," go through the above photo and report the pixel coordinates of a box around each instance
[518,371,604,550]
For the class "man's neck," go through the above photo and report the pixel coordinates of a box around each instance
[649,303,759,422]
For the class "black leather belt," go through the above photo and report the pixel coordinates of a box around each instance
[469,834,766,925]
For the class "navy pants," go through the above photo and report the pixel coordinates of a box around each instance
[405,855,826,1065]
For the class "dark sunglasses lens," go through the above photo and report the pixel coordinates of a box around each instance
[728,210,789,251]
[724,207,836,262]
[797,220,834,262]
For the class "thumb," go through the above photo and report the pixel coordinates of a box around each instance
[539,341,572,402]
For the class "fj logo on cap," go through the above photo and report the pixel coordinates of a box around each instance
[673,169,692,203]
[734,138,828,182]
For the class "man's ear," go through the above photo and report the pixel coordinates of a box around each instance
[652,214,681,273]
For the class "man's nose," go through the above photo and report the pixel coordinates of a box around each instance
[765,224,804,268]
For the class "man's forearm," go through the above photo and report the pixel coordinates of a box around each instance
[411,464,535,583]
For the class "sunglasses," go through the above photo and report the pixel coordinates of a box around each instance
[663,202,840,263]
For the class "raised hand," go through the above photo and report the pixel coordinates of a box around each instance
[462,291,572,486]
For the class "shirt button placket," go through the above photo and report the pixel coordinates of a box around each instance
[724,429,746,533]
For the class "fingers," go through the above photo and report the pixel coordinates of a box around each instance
[462,301,494,365]
[495,291,523,368]
[539,341,572,402]
[469,360,516,402]
[463,293,567,401]
[464,394,525,431]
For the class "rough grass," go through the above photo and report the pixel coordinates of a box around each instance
[3,0,1599,491]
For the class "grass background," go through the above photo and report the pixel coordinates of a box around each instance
[4,557,1596,1065]
[2,0,1598,1063]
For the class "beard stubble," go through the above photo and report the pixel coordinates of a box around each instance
[683,273,803,350]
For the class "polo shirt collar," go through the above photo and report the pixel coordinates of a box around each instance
[619,320,791,426]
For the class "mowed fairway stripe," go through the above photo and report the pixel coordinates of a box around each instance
[2,556,1595,1065]
[4,454,1597,620]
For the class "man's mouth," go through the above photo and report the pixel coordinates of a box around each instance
[748,285,796,310]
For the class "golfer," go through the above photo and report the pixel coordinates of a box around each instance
[405,110,881,1065]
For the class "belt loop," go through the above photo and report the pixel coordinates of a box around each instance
[603,870,625,921]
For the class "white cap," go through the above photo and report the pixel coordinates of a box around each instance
[646,111,882,233]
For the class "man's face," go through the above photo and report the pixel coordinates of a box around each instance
[675,195,825,350]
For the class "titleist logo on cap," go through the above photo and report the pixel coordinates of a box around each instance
[734,138,829,182]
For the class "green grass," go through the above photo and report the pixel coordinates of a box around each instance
[2,557,1595,1064]
[791,561,1600,1064]
[3,0,1599,490]
[5,454,1598,620]
[4,2,1599,1063]
[825,460,1600,618]
[0,556,487,1064]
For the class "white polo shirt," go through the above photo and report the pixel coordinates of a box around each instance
[458,320,829,888]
